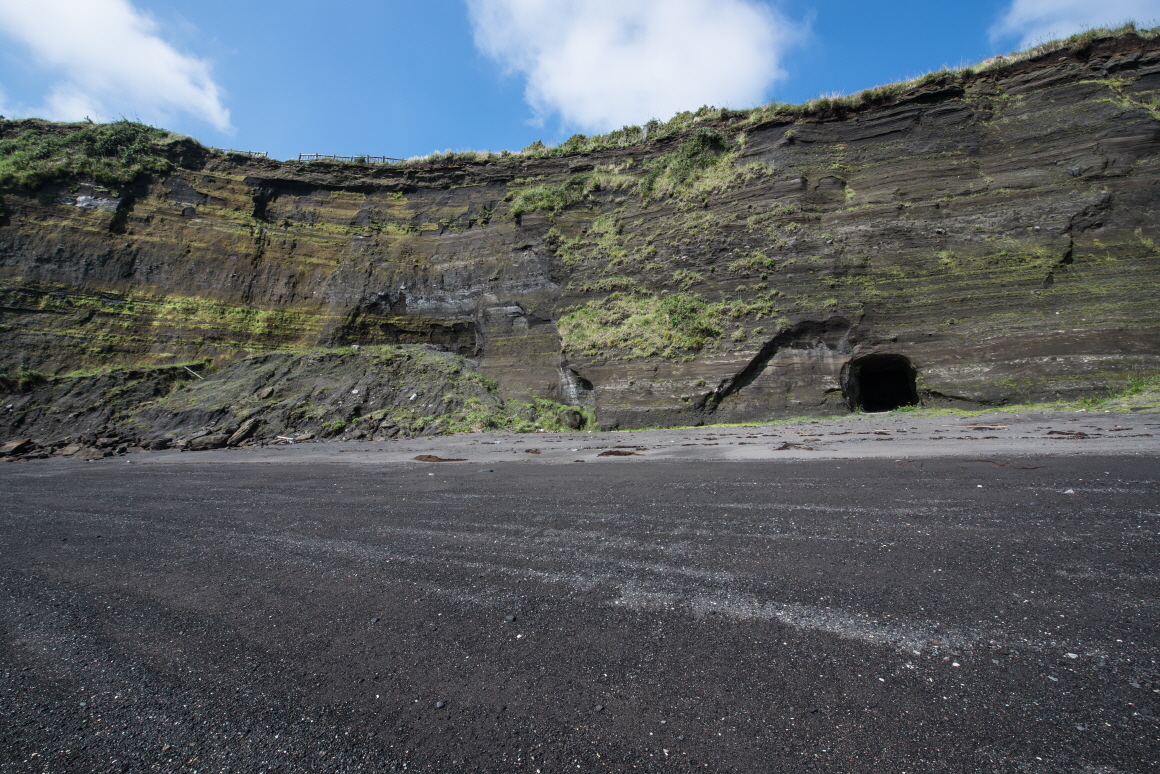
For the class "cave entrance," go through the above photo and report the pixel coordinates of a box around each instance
[844,354,918,412]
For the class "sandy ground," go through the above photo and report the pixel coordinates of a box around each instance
[1,409,1157,773]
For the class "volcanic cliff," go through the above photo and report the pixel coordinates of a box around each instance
[2,29,1159,448]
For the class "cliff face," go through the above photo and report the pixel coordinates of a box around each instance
[2,33,1159,430]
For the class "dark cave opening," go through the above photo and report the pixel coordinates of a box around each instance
[844,354,919,412]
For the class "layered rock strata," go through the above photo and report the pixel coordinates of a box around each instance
[2,32,1159,431]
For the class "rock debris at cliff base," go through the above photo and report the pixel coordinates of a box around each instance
[0,346,594,457]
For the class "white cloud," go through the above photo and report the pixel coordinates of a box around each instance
[991,0,1160,49]
[467,0,803,133]
[0,0,230,130]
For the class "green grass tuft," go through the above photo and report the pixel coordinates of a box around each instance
[509,174,592,215]
[638,128,729,198]
[0,119,195,188]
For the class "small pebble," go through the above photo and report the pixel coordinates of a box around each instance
[478,469,494,473]
[504,614,516,622]
[595,705,604,712]
[371,617,380,624]
[436,700,446,709]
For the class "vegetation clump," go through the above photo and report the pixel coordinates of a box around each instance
[509,174,592,215]
[728,250,776,274]
[638,128,729,198]
[509,164,638,215]
[558,292,724,359]
[0,119,192,188]
[0,364,46,392]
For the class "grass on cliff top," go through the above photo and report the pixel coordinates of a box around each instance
[415,22,1160,166]
[0,119,193,188]
[487,24,1160,214]
[5,24,1153,188]
[745,22,1160,123]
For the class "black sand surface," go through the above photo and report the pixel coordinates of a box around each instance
[1,420,1158,772]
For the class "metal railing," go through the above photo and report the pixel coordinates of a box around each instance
[297,154,403,164]
[213,148,268,158]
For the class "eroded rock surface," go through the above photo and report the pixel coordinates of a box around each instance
[0,346,587,452]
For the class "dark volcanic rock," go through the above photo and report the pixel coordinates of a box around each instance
[227,417,261,446]
[0,438,33,456]
[187,434,229,451]
[557,409,585,429]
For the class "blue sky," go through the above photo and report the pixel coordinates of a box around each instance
[1,0,1158,160]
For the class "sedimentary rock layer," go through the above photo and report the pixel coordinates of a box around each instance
[2,32,1159,429]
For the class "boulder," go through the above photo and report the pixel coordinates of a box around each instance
[227,418,261,446]
[147,438,171,451]
[0,438,34,456]
[188,434,229,451]
[557,409,585,430]
[56,443,83,456]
